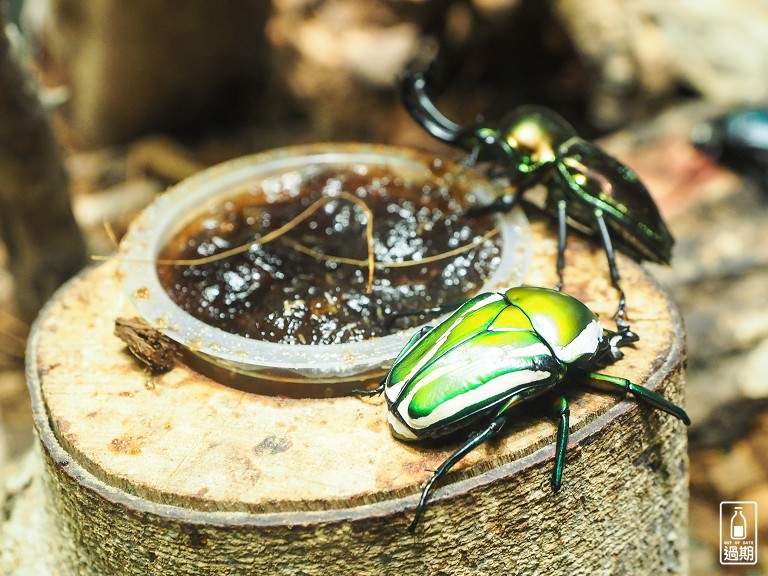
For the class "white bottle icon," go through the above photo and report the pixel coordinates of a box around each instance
[731,507,747,540]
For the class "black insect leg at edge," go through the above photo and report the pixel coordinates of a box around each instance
[384,302,465,330]
[408,414,508,532]
[584,372,691,426]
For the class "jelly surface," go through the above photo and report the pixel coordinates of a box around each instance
[157,166,501,344]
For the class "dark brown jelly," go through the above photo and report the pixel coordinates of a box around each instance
[157,165,501,344]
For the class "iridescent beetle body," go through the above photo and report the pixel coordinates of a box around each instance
[358,286,690,531]
[401,72,675,329]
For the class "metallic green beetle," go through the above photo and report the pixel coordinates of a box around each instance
[358,286,690,531]
[401,71,675,330]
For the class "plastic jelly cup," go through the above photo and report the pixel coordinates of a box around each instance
[118,143,530,397]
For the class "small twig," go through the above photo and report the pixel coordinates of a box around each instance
[284,226,500,269]
[103,190,498,293]
[98,191,377,292]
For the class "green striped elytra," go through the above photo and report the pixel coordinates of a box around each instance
[357,286,690,531]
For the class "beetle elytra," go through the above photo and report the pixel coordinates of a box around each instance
[356,286,690,531]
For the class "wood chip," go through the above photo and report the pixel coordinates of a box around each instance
[114,317,178,374]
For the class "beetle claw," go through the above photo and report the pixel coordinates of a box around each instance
[349,383,385,397]
[618,327,639,346]
[614,317,639,347]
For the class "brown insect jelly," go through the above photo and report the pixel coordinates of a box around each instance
[157,165,501,345]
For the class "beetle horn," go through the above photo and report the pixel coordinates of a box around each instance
[400,70,474,147]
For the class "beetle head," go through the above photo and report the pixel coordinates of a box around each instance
[463,126,514,166]
[491,106,577,182]
[592,325,639,369]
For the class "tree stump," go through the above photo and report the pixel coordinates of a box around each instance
[27,217,689,575]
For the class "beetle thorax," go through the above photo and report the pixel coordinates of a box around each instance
[500,107,576,173]
[502,286,603,365]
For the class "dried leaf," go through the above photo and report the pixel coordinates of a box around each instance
[114,316,178,374]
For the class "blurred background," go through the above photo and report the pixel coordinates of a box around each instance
[1,0,767,573]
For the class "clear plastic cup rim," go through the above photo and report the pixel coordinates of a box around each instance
[118,143,530,386]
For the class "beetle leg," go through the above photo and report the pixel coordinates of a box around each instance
[585,372,691,425]
[614,325,640,347]
[408,414,507,532]
[550,396,570,491]
[349,382,386,397]
[465,186,520,217]
[602,325,640,357]
[555,200,568,291]
[409,383,552,531]
[350,326,434,397]
[466,142,482,167]
[384,302,465,330]
[593,209,630,330]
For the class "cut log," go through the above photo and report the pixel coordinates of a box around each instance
[27,218,689,575]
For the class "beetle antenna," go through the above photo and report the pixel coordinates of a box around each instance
[586,372,691,426]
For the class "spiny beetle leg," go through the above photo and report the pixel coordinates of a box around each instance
[350,326,434,397]
[465,188,519,218]
[550,396,570,491]
[408,414,508,532]
[585,372,691,426]
[593,209,629,326]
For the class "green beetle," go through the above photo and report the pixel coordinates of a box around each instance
[401,71,674,330]
[357,286,690,531]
